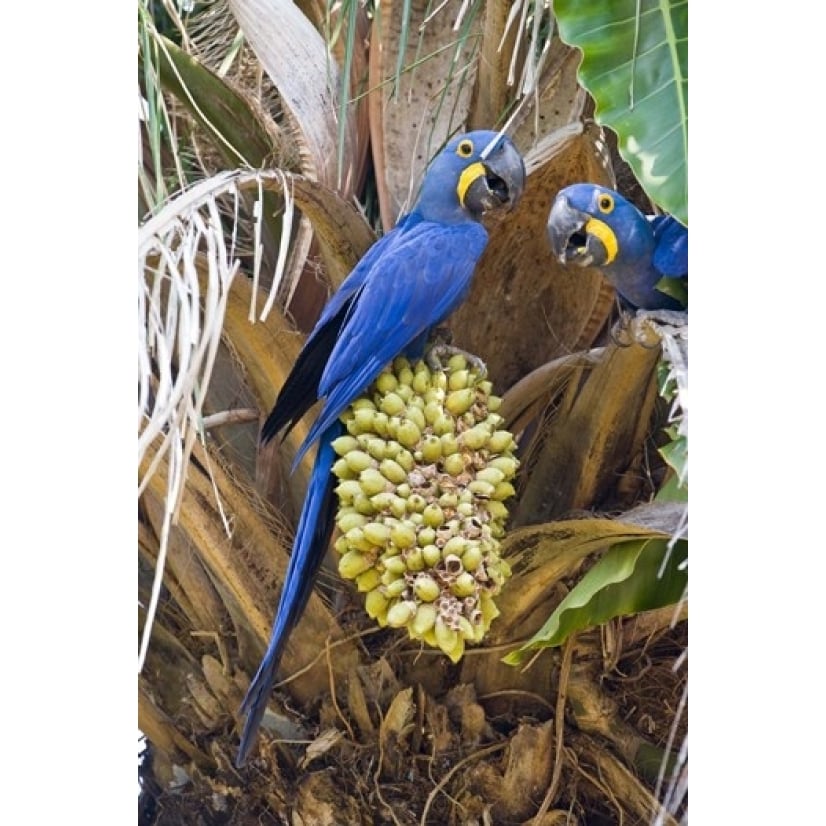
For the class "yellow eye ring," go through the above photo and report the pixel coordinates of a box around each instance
[457,139,474,158]
[597,193,614,213]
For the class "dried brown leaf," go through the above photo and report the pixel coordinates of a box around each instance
[524,811,581,826]
[139,676,213,769]
[379,686,415,779]
[346,667,376,738]
[514,338,662,525]
[369,0,480,229]
[228,0,357,195]
[508,40,591,153]
[460,517,668,696]
[423,693,454,755]
[573,733,679,826]
[293,770,368,825]
[381,686,415,742]
[141,437,360,707]
[300,728,345,769]
[202,655,237,704]
[186,673,224,725]
[500,348,604,436]
[494,719,555,821]
[141,489,230,633]
[444,684,491,747]
[358,657,402,707]
[467,0,522,130]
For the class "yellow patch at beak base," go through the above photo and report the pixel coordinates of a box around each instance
[584,218,618,265]
[457,162,486,207]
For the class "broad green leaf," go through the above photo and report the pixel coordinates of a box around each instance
[554,0,688,225]
[656,359,675,399]
[654,471,687,504]
[659,434,687,488]
[493,515,675,643]
[150,36,280,172]
[504,537,687,664]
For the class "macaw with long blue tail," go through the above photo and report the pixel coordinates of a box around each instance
[236,130,526,766]
[546,183,687,311]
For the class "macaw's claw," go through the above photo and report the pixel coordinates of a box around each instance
[426,342,488,379]
[631,310,689,350]
[609,311,636,348]
[631,323,665,350]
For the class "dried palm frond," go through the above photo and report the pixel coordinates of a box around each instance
[138,169,294,669]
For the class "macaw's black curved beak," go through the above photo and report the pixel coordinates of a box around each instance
[546,194,613,268]
[547,194,592,265]
[463,138,526,217]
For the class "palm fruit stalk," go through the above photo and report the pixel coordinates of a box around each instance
[331,354,518,663]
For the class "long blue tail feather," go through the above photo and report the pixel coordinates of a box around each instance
[236,424,341,766]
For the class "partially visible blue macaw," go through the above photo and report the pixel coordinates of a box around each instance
[546,183,687,311]
[236,130,526,766]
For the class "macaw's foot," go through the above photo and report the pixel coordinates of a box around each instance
[425,331,488,378]
[633,308,688,349]
[611,308,688,350]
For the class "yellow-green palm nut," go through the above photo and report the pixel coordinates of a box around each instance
[332,354,518,663]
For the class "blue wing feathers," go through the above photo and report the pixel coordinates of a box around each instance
[259,299,353,444]
[294,222,487,465]
[652,217,688,278]
[260,225,416,447]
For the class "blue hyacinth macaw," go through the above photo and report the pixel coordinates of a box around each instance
[236,130,526,766]
[546,183,687,311]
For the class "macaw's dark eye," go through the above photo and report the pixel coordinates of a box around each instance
[457,139,474,158]
[598,193,614,213]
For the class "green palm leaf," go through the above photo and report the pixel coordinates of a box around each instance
[554,0,688,224]
[504,535,687,664]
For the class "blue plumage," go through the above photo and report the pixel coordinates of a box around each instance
[546,183,687,311]
[237,130,525,766]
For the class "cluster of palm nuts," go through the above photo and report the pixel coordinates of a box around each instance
[331,353,518,662]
